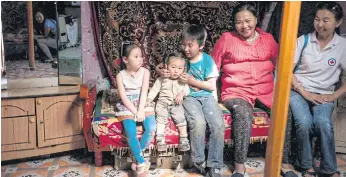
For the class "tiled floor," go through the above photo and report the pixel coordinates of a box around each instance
[5,60,58,80]
[1,150,346,177]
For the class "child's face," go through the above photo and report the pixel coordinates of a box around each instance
[167,57,185,80]
[181,39,203,59]
[124,47,143,70]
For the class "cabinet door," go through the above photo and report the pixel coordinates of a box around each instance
[36,94,84,147]
[334,71,346,153]
[1,116,36,152]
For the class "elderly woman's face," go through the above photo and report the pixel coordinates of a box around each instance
[35,12,44,24]
[234,10,257,39]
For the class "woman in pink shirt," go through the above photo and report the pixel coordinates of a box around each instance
[211,3,296,177]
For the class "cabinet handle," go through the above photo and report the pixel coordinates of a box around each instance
[29,118,35,123]
[40,120,44,124]
[37,100,42,105]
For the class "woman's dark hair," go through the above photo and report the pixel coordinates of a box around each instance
[316,2,344,21]
[120,43,140,70]
[232,2,258,23]
[34,9,46,35]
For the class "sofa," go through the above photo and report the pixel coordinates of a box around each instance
[81,1,271,169]
[80,85,271,168]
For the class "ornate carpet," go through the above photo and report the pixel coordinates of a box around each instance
[91,1,262,86]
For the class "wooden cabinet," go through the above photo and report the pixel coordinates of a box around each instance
[1,94,85,161]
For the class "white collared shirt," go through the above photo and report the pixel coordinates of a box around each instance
[294,31,346,94]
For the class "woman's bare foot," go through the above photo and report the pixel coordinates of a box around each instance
[281,163,294,173]
[234,162,245,174]
[281,163,298,177]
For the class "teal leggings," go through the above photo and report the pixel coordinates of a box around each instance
[122,115,156,164]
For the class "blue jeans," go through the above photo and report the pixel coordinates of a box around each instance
[290,91,337,174]
[122,115,156,164]
[183,95,225,169]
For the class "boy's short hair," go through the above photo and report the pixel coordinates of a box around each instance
[182,24,207,46]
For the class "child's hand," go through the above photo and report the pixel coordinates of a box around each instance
[136,109,145,122]
[175,92,185,105]
[145,98,155,107]
[179,73,189,83]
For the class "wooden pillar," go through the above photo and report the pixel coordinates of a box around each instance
[264,1,301,177]
[27,1,35,70]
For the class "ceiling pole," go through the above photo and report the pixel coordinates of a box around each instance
[27,1,36,70]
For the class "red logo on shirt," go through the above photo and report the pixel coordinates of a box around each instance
[328,58,336,66]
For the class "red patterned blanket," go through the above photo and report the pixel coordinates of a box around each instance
[91,90,270,150]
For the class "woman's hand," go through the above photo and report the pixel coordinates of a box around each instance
[320,94,337,102]
[301,91,326,105]
[136,109,145,122]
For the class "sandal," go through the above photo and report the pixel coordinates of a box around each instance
[323,171,341,177]
[281,170,298,177]
[132,160,151,177]
[302,171,317,177]
[231,169,247,177]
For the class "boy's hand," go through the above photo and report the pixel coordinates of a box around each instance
[179,73,188,83]
[187,75,200,91]
[157,64,170,78]
[161,68,171,78]
[136,109,145,122]
[187,75,195,82]
[175,92,185,105]
[190,86,200,92]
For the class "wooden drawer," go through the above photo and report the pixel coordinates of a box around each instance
[1,98,35,118]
